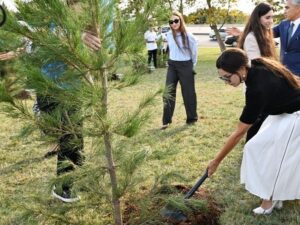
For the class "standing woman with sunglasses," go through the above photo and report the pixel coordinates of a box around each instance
[161,11,198,129]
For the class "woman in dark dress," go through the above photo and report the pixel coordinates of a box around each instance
[207,48,300,215]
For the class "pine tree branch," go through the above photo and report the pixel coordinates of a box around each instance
[12,28,94,72]
[63,110,79,139]
[83,72,94,86]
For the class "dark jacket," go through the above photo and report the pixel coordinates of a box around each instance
[273,20,300,76]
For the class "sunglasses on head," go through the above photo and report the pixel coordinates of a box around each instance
[169,19,180,25]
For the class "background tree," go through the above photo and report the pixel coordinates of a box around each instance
[253,0,285,23]
[176,0,198,14]
[0,0,177,224]
[205,0,238,52]
[176,0,238,51]
[186,8,247,24]
[121,0,170,25]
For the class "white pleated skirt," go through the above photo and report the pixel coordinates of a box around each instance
[241,111,300,200]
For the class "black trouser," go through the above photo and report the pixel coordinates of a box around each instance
[37,95,84,176]
[148,49,157,68]
[158,48,168,64]
[162,60,198,125]
[246,113,268,142]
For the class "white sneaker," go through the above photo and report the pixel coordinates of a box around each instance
[51,186,80,203]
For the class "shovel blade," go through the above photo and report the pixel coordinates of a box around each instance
[160,207,187,223]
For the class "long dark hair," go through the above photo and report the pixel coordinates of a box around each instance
[238,2,277,59]
[216,49,300,88]
[170,11,190,51]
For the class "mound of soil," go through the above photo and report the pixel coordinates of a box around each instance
[123,184,222,225]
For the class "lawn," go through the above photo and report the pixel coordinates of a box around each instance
[1,47,300,225]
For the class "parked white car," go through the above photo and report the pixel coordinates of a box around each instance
[209,28,227,41]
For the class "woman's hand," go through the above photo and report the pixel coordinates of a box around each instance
[81,32,101,51]
[207,159,220,177]
[226,27,242,37]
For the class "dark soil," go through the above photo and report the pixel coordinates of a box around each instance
[123,184,222,225]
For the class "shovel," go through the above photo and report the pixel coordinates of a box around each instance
[160,169,209,223]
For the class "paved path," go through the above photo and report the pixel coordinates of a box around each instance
[186,24,244,47]
[194,34,220,47]
[186,24,244,35]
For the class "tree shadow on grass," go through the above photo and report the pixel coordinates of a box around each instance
[0,156,45,176]
[148,124,190,138]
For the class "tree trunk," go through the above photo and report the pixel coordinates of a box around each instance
[210,24,226,52]
[101,67,123,225]
[167,0,173,10]
[179,0,183,14]
[88,1,122,222]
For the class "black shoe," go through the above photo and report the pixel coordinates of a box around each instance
[51,186,80,203]
[186,119,198,125]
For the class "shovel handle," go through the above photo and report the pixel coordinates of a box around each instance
[184,169,208,199]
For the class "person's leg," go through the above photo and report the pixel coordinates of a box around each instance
[153,49,157,68]
[147,50,152,67]
[162,61,179,126]
[163,48,168,67]
[57,134,84,175]
[177,61,198,124]
[32,99,41,116]
[54,108,84,202]
[57,109,84,176]
[36,95,61,157]
[260,200,273,209]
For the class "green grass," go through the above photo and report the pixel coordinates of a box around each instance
[1,47,300,224]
